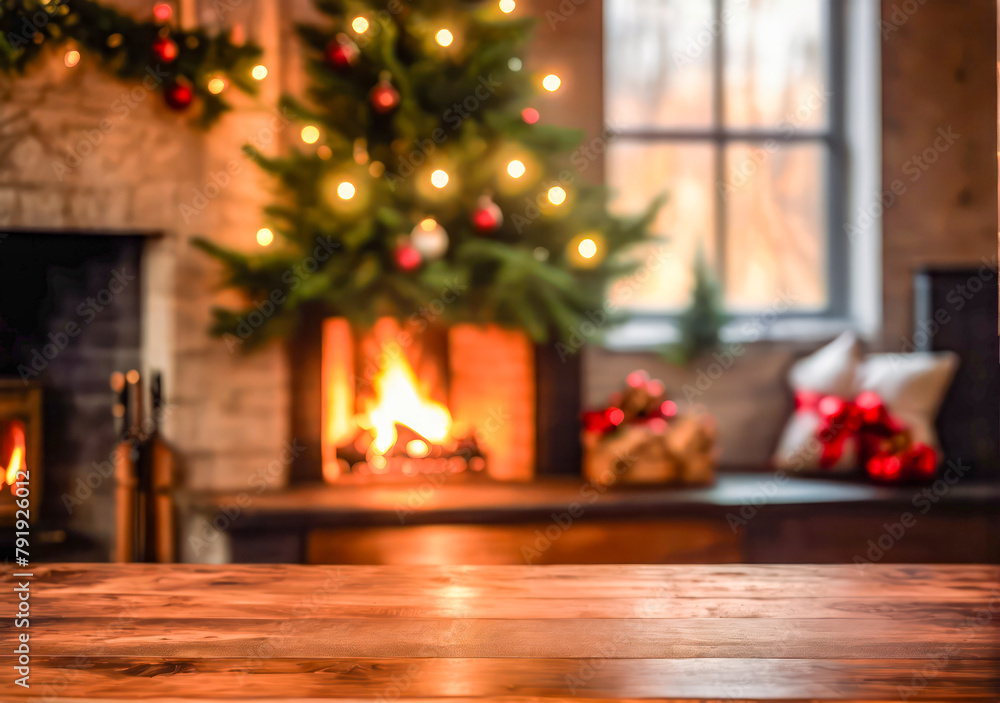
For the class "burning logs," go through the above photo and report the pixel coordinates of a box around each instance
[334,422,486,479]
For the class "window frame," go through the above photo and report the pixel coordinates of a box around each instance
[604,0,849,321]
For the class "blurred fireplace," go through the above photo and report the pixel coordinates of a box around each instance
[0,231,146,553]
[288,311,582,483]
[0,381,42,525]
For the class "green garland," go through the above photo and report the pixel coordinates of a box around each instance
[0,0,262,127]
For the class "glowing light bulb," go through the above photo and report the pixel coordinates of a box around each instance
[435,29,454,47]
[337,182,356,199]
[317,145,332,159]
[207,77,226,94]
[547,186,566,205]
[499,0,516,12]
[251,64,268,80]
[256,228,274,246]
[420,218,438,231]
[64,50,80,67]
[430,170,449,188]
[352,16,369,33]
[521,107,539,124]
[578,237,597,259]
[508,57,522,71]
[542,74,561,92]
[300,125,320,144]
[406,439,430,458]
[507,160,526,178]
[153,2,172,21]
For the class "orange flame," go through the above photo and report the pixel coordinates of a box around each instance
[356,353,453,463]
[2,421,26,490]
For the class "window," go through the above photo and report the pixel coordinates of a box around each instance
[604,0,845,316]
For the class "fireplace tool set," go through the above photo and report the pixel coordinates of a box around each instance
[113,370,175,562]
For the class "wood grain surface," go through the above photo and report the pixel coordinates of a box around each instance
[2,564,998,701]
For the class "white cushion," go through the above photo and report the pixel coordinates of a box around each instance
[773,333,958,472]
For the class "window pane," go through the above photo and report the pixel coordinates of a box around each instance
[724,0,828,129]
[723,142,827,311]
[604,0,715,129]
[607,142,716,311]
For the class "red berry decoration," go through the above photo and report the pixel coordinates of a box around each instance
[394,242,422,272]
[325,34,359,71]
[152,36,179,63]
[163,82,193,111]
[471,194,503,234]
[370,75,401,115]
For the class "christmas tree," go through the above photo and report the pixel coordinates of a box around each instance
[194,0,660,346]
[669,249,728,364]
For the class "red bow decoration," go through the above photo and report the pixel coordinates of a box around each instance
[795,390,937,481]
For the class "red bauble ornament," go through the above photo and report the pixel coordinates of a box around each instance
[866,452,903,482]
[325,34,359,71]
[906,442,938,478]
[163,82,193,111]
[471,194,503,234]
[370,77,401,114]
[395,242,422,272]
[152,36,179,63]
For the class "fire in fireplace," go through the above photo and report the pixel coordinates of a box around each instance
[0,420,26,488]
[321,318,485,481]
[0,381,42,525]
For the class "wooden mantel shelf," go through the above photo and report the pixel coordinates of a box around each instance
[3,563,998,701]
[182,473,1000,530]
[177,474,1000,565]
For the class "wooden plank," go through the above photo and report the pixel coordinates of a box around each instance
[3,657,999,701]
[2,564,997,701]
[8,563,997,599]
[21,592,997,621]
[11,616,999,660]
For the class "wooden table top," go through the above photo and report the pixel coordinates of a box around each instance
[3,563,999,701]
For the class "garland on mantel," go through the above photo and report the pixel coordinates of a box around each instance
[0,0,262,127]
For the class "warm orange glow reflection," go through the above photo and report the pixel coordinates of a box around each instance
[356,353,452,458]
[2,421,26,491]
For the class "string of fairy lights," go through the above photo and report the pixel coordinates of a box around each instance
[56,0,596,265]
[255,0,596,266]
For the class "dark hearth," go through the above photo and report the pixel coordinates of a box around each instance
[0,231,146,555]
